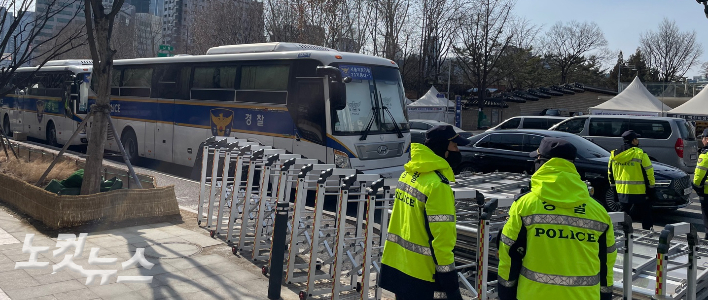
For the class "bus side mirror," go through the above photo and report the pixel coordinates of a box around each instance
[316,66,348,111]
[330,82,347,111]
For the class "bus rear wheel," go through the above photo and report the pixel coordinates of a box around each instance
[46,122,58,147]
[121,129,140,165]
[3,115,10,137]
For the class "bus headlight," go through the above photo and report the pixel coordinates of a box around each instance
[334,149,351,169]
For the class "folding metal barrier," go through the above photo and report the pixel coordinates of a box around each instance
[233,148,286,253]
[284,163,336,284]
[197,137,250,226]
[300,168,357,299]
[251,153,302,261]
[262,158,320,274]
[329,173,381,299]
[655,222,699,300]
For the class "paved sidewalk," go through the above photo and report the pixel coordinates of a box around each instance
[0,206,299,300]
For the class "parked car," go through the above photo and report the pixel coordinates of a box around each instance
[486,116,567,132]
[549,115,697,173]
[539,108,570,116]
[458,130,692,212]
[409,119,473,144]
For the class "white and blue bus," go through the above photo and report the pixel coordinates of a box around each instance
[2,43,411,178]
[0,60,92,146]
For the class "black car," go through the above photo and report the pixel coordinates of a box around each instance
[409,119,473,144]
[458,130,692,212]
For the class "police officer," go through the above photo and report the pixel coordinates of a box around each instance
[693,129,708,238]
[498,137,616,300]
[608,130,655,230]
[379,125,468,300]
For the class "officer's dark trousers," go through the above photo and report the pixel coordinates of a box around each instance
[622,202,653,230]
[700,195,708,237]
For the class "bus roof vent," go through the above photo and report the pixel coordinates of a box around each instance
[206,42,336,55]
[41,60,93,67]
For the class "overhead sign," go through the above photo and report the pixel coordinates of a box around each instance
[159,44,174,51]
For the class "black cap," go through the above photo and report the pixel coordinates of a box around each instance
[621,130,640,141]
[529,137,577,161]
[702,129,708,138]
[425,125,469,146]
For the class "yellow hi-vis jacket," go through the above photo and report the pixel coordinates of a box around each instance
[694,149,708,195]
[608,146,655,202]
[379,143,457,299]
[498,158,617,300]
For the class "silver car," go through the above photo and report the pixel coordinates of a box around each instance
[549,115,697,173]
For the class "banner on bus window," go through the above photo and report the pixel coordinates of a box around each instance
[339,65,372,80]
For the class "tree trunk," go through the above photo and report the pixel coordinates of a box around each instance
[81,17,114,195]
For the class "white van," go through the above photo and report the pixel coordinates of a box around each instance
[487,116,567,132]
[550,116,697,173]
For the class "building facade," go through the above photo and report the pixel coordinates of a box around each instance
[135,13,162,57]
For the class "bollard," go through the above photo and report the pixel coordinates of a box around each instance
[268,202,289,300]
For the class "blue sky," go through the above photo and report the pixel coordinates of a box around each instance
[515,0,709,77]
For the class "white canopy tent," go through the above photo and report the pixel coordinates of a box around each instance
[589,76,671,117]
[407,86,455,123]
[668,85,708,121]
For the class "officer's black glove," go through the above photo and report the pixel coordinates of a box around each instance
[435,271,463,300]
[646,187,657,200]
[693,184,704,196]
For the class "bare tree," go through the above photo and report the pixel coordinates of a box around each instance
[81,0,126,195]
[702,62,708,79]
[0,0,86,96]
[495,17,544,90]
[541,20,608,84]
[189,0,265,55]
[454,0,515,108]
[640,18,703,82]
[418,0,463,95]
[374,0,413,59]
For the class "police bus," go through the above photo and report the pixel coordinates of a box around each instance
[2,43,411,178]
[0,60,92,147]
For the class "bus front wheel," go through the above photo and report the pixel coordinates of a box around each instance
[121,129,140,165]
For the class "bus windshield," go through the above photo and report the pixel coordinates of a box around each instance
[332,65,409,135]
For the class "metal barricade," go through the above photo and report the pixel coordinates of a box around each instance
[251,153,302,261]
[197,137,250,226]
[233,148,285,253]
[283,163,337,284]
[299,168,357,299]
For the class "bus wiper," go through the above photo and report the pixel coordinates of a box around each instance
[360,88,380,141]
[360,108,376,141]
[379,91,403,138]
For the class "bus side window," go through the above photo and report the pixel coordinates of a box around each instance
[121,67,152,98]
[153,65,191,100]
[110,68,121,96]
[191,65,236,101]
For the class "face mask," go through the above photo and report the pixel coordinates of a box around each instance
[534,158,547,172]
[446,151,462,169]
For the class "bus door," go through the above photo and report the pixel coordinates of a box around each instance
[11,88,25,133]
[292,77,328,163]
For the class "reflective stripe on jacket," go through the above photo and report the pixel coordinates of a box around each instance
[380,143,457,297]
[498,158,616,300]
[694,150,708,195]
[608,147,655,195]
